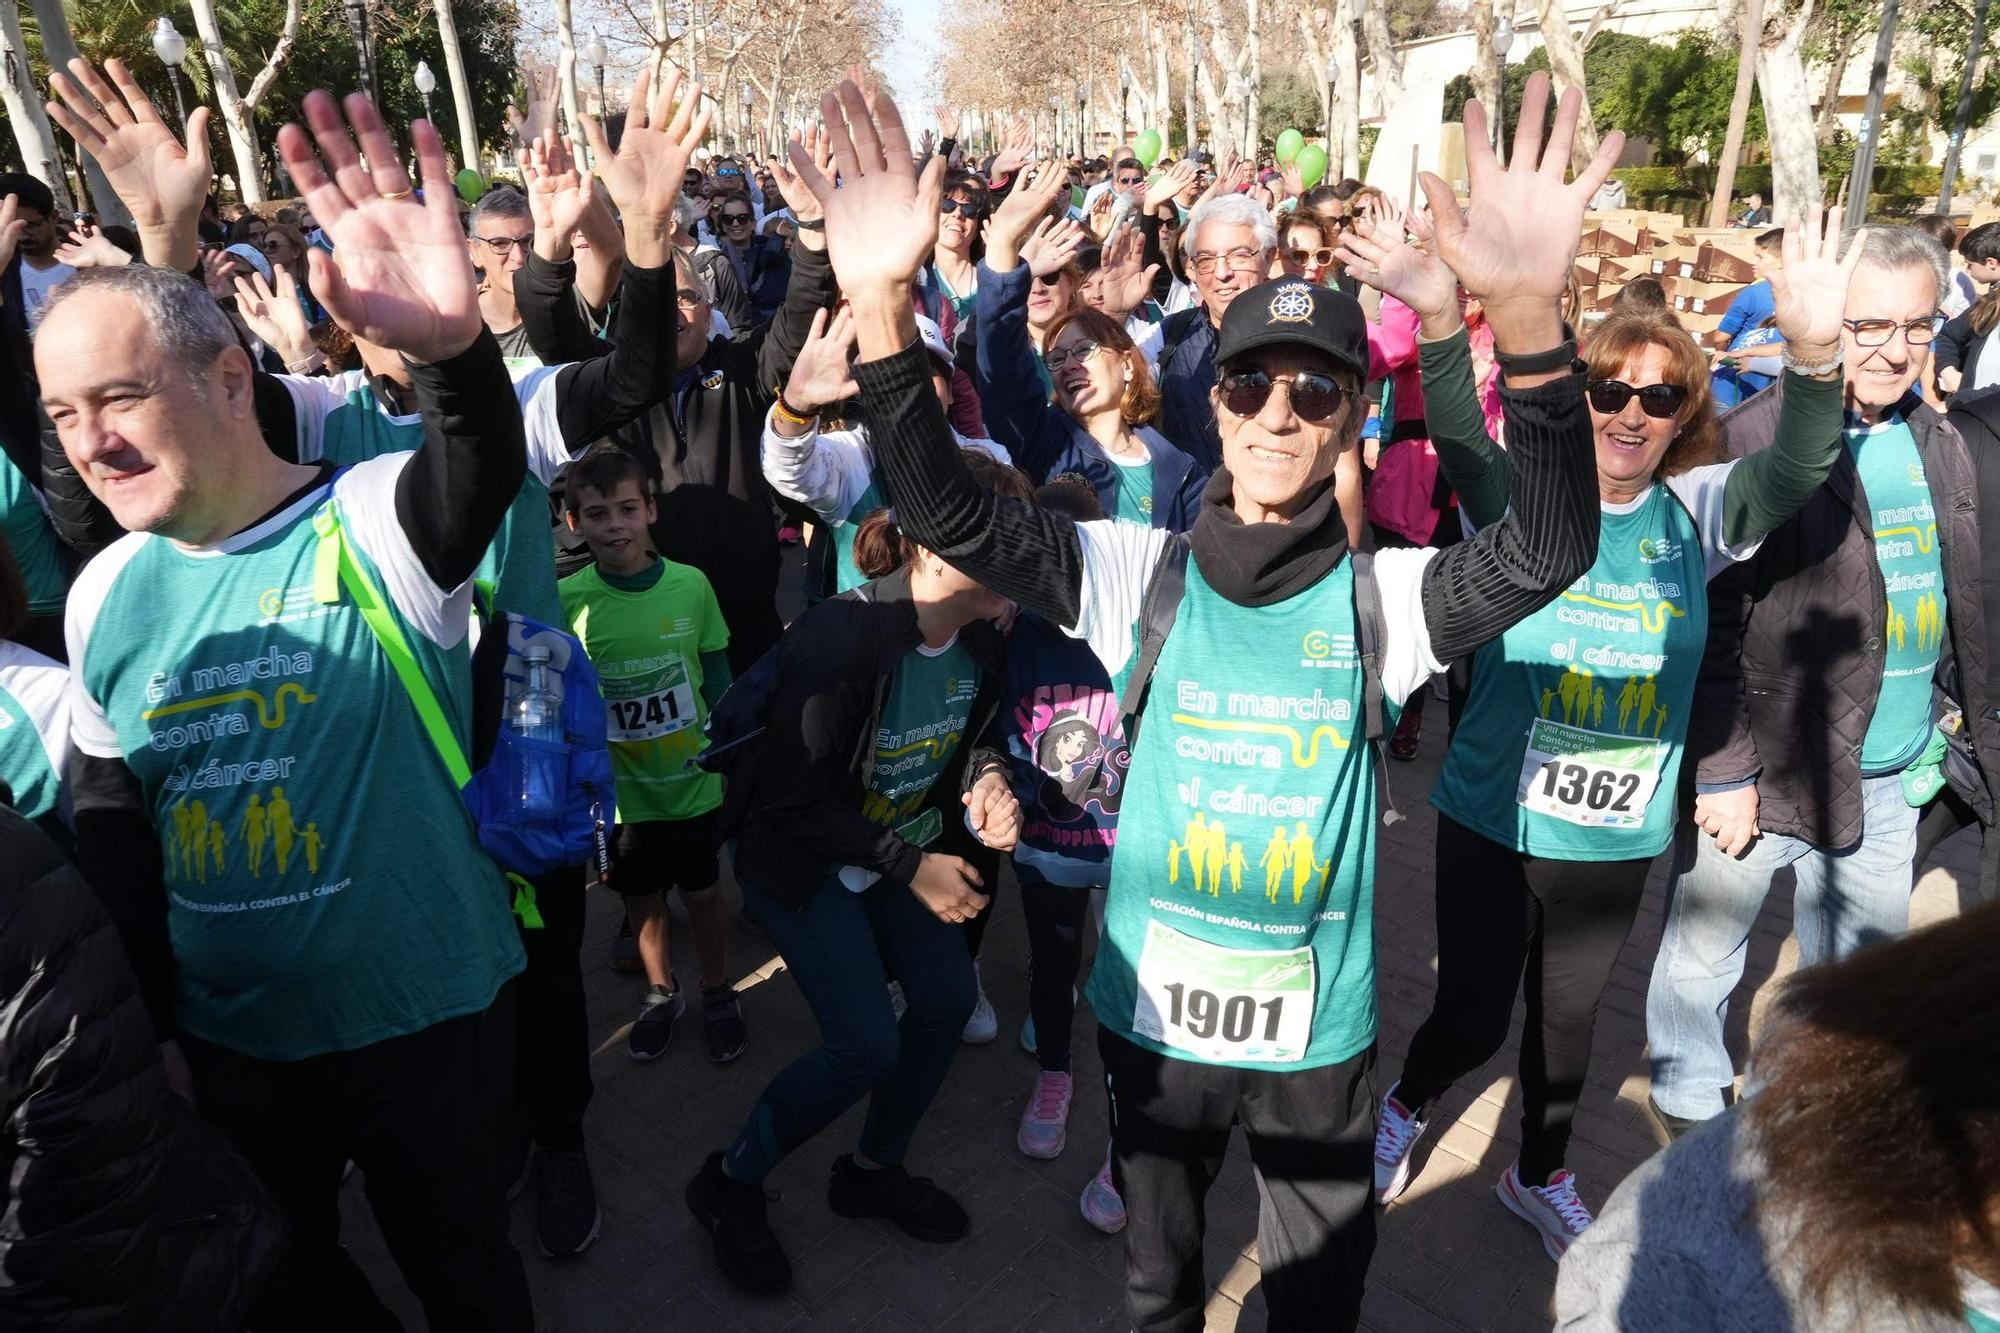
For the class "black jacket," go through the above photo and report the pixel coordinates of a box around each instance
[1935,306,1993,394]
[1691,383,1998,845]
[730,565,1009,910]
[0,807,278,1332]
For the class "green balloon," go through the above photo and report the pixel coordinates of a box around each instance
[455,168,487,204]
[1274,128,1305,166]
[1133,129,1163,168]
[1071,185,1085,209]
[1295,144,1329,190]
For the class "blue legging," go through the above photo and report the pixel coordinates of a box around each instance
[724,869,977,1182]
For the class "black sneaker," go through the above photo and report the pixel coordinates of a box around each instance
[826,1154,969,1242]
[686,1151,791,1295]
[629,983,684,1061]
[704,984,748,1064]
[1648,1094,1701,1143]
[534,1143,602,1258]
[500,1122,534,1201]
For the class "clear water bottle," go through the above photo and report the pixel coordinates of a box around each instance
[511,648,563,743]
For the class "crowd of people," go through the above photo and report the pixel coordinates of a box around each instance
[1,50,1998,1333]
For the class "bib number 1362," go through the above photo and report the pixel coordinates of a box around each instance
[1515,718,1663,829]
[1131,920,1315,1064]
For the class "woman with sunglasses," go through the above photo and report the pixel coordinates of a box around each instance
[1276,214,1336,284]
[928,169,989,325]
[975,161,1206,531]
[1340,205,1866,1259]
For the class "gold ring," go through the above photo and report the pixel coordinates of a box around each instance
[382,187,414,200]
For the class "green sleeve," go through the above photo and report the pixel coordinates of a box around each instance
[699,650,733,714]
[1719,372,1845,547]
[1419,327,1513,530]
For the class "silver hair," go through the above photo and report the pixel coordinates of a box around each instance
[1184,193,1279,260]
[674,194,698,234]
[1850,224,1949,307]
[41,264,240,394]
[470,186,531,231]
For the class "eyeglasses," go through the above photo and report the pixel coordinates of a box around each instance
[477,234,534,254]
[1045,340,1105,374]
[1032,272,1068,289]
[1188,247,1265,277]
[1586,379,1688,419]
[1116,174,1145,186]
[940,197,987,218]
[1285,246,1337,269]
[1220,368,1354,423]
[675,289,707,312]
[1843,317,1937,348]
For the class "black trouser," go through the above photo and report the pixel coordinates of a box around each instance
[182,996,532,1333]
[1397,814,1650,1182]
[1913,784,2000,903]
[513,863,593,1148]
[1022,876,1094,1073]
[1099,1029,1376,1333]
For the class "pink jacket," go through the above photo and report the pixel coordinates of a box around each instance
[1365,294,1455,545]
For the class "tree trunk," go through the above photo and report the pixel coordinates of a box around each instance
[1182,19,1200,157]
[1814,25,1858,140]
[1472,0,1501,124]
[1708,0,1762,226]
[1243,0,1263,157]
[1533,0,1603,170]
[1151,15,1172,141]
[1757,0,1820,217]
[26,0,127,224]
[0,1,70,209]
[1335,0,1362,177]
[189,0,266,202]
[434,0,483,174]
[553,0,584,163]
[1360,0,1404,123]
[650,0,670,87]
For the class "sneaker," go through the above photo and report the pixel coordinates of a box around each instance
[1016,1071,1073,1159]
[827,1155,969,1242]
[777,523,802,546]
[704,984,748,1064]
[1496,1163,1594,1261]
[628,983,685,1061]
[1373,1084,1428,1205]
[686,1152,792,1294]
[1079,1147,1127,1234]
[501,1123,534,1202]
[610,916,642,975]
[962,970,998,1044]
[534,1143,602,1258]
[1388,709,1422,761]
[1648,1094,1701,1143]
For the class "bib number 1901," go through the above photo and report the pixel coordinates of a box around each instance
[1160,983,1284,1045]
[1131,920,1315,1064]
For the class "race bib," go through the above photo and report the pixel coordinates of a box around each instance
[605,658,698,742]
[895,807,944,849]
[1516,718,1664,829]
[1131,920,1315,1064]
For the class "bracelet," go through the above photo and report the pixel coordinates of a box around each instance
[1782,345,1842,378]
[286,350,326,374]
[793,217,825,231]
[1492,336,1582,378]
[772,387,817,425]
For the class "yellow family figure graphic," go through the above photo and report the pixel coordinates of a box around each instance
[1653,702,1670,739]
[1289,823,1330,905]
[1166,839,1183,885]
[1635,675,1658,735]
[242,794,269,876]
[1887,600,1909,651]
[1618,676,1639,732]
[1261,827,1290,901]
[1591,686,1606,729]
[1225,843,1246,894]
[1204,820,1228,897]
[1539,685,1556,719]
[1558,665,1596,726]
[1181,812,1209,893]
[303,823,326,875]
[269,787,298,873]
[208,819,226,876]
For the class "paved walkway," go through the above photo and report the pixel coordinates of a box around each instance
[342,711,1980,1332]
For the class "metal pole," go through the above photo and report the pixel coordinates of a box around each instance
[419,89,433,123]
[343,0,378,106]
[1939,0,1993,213]
[1845,0,1901,232]
[1495,56,1507,167]
[167,67,187,130]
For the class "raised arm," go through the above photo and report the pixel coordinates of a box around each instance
[975,164,1085,479]
[45,59,211,274]
[764,304,871,521]
[752,125,837,393]
[514,132,604,365]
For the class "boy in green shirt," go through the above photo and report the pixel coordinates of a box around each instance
[558,447,744,1063]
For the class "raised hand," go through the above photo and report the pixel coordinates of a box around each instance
[1144,159,1197,215]
[53,221,132,269]
[934,104,961,141]
[1769,201,1866,361]
[579,65,711,265]
[1420,70,1624,348]
[782,305,861,413]
[1336,199,1460,334]
[919,128,937,159]
[991,115,1034,179]
[1094,221,1161,319]
[1087,187,1117,240]
[201,248,250,300]
[1020,216,1087,278]
[46,58,211,268]
[0,196,24,275]
[518,132,595,260]
[233,267,316,366]
[276,93,480,365]
[785,79,942,300]
[769,123,833,226]
[1280,162,1305,202]
[986,158,1067,268]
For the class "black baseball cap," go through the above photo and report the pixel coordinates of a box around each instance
[1214,279,1371,383]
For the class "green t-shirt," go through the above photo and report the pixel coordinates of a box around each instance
[559,558,729,823]
[832,476,890,597]
[67,461,524,1060]
[2,449,68,617]
[1088,559,1385,1071]
[1850,416,1946,774]
[0,642,69,825]
[855,635,978,864]
[1108,450,1156,525]
[1434,484,1707,859]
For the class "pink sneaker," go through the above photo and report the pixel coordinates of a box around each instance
[1016,1071,1072,1159]
[1496,1163,1594,1261]
[1079,1147,1126,1233]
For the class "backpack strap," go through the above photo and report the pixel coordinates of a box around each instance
[1118,533,1193,734]
[1352,551,1386,748]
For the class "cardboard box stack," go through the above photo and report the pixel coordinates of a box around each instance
[1574,215,1761,336]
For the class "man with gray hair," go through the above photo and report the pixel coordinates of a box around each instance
[467,186,540,360]
[1648,223,2000,1137]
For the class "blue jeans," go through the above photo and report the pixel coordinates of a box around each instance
[1646,773,1917,1120]
[724,869,977,1182]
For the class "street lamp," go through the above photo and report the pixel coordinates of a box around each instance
[152,16,188,130]
[741,83,754,150]
[1049,92,1061,156]
[342,0,378,105]
[1119,65,1132,146]
[1491,16,1515,165]
[1076,80,1087,159]
[1325,55,1337,147]
[412,58,436,123]
[584,31,609,116]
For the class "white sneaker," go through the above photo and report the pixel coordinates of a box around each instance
[1496,1163,1594,1261]
[962,973,998,1044]
[1373,1083,1428,1205]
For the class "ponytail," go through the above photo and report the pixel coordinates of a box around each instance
[1973,284,2000,338]
[851,508,917,579]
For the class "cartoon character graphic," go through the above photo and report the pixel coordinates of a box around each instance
[1035,709,1122,819]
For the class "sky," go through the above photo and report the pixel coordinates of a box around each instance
[879,0,942,123]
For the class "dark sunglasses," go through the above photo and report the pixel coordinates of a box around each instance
[1116,174,1145,186]
[721,212,753,225]
[1587,379,1687,419]
[940,197,987,218]
[1032,272,1067,289]
[1220,368,1353,424]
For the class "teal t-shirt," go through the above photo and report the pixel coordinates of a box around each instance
[1,449,68,617]
[1433,484,1707,859]
[859,635,979,851]
[1088,559,1384,1071]
[0,643,67,826]
[1850,416,1945,773]
[1108,450,1156,525]
[69,466,524,1060]
[832,476,890,597]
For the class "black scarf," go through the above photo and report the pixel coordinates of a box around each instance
[1189,466,1350,608]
